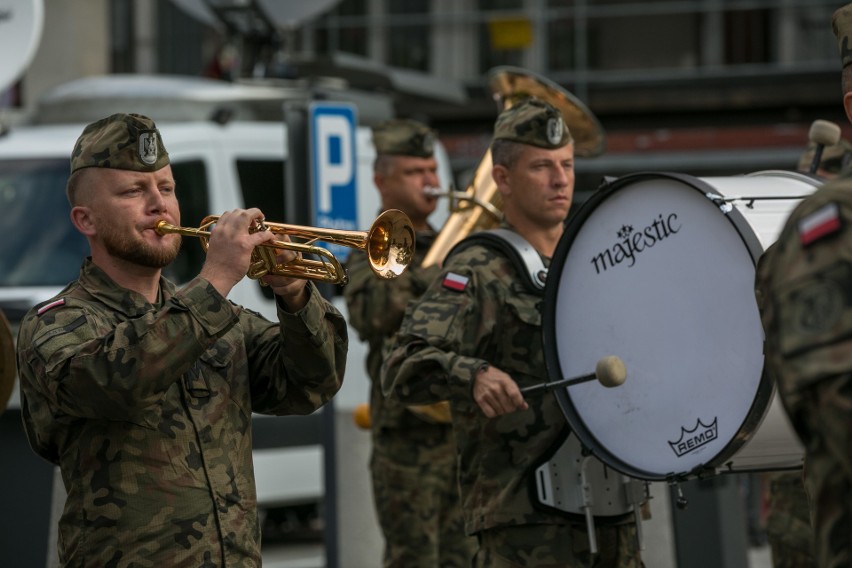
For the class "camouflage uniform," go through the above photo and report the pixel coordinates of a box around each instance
[16,113,348,567]
[765,471,816,568]
[797,139,852,178]
[754,129,852,568]
[344,118,475,567]
[754,8,852,567]
[756,174,852,568]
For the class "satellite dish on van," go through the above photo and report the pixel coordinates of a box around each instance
[0,0,44,92]
[170,0,341,29]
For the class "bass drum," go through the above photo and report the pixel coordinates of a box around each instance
[543,170,820,481]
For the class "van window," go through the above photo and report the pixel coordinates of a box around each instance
[164,160,211,284]
[236,159,286,217]
[236,160,285,299]
[0,158,209,288]
[0,159,88,287]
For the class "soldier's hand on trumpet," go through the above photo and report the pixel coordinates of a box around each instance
[261,237,310,312]
[200,208,277,297]
[472,364,529,417]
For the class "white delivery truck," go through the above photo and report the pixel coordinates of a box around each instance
[0,74,452,561]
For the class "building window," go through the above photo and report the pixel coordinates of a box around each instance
[315,0,368,58]
[388,0,431,71]
[479,0,525,73]
[724,9,770,65]
[110,0,135,73]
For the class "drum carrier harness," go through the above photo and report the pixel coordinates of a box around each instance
[448,228,648,553]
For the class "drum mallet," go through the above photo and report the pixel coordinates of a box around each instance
[808,119,842,175]
[520,356,627,394]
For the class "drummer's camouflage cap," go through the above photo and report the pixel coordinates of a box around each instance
[372,119,436,158]
[492,98,573,149]
[832,3,852,68]
[70,113,170,174]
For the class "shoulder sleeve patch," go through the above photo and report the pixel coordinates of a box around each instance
[442,272,469,292]
[37,298,66,315]
[32,315,87,351]
[798,202,842,247]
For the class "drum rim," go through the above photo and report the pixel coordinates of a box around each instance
[544,171,775,481]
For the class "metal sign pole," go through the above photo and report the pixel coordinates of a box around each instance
[283,100,340,568]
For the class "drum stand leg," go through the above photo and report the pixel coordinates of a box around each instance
[629,481,649,551]
[669,481,689,510]
[579,455,598,555]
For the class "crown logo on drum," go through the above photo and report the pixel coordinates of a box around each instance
[668,417,718,457]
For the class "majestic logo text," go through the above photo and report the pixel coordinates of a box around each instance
[590,212,682,274]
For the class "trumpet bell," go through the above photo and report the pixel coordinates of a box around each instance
[366,209,415,280]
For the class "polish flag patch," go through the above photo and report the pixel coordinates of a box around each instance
[798,202,842,246]
[37,298,66,315]
[442,272,469,292]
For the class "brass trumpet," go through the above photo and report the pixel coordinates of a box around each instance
[155,209,414,285]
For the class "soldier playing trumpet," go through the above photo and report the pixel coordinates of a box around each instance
[16,113,347,566]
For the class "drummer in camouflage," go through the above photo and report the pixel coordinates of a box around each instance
[756,9,852,566]
[16,113,347,567]
[382,99,643,567]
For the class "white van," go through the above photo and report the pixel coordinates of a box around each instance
[0,74,452,548]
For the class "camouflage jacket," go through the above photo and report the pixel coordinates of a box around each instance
[756,174,852,422]
[16,259,347,567]
[381,230,574,534]
[343,229,444,440]
[755,173,852,568]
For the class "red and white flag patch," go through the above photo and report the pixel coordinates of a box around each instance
[37,298,66,315]
[798,202,842,246]
[442,272,469,292]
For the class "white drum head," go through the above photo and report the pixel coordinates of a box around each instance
[545,172,775,481]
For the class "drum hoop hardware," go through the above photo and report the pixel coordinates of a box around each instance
[705,192,813,210]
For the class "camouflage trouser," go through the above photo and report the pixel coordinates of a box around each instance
[765,470,816,568]
[473,522,643,568]
[371,434,476,568]
[792,375,852,568]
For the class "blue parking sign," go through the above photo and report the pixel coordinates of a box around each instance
[309,102,358,261]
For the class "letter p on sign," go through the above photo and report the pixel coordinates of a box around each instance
[309,103,358,256]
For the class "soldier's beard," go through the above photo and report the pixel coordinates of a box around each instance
[100,225,182,268]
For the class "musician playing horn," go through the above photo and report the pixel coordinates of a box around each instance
[343,118,476,567]
[382,99,643,567]
[16,113,347,566]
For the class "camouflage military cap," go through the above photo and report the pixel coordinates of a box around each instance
[372,119,436,158]
[832,3,852,68]
[798,138,852,176]
[70,113,170,174]
[492,98,572,149]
